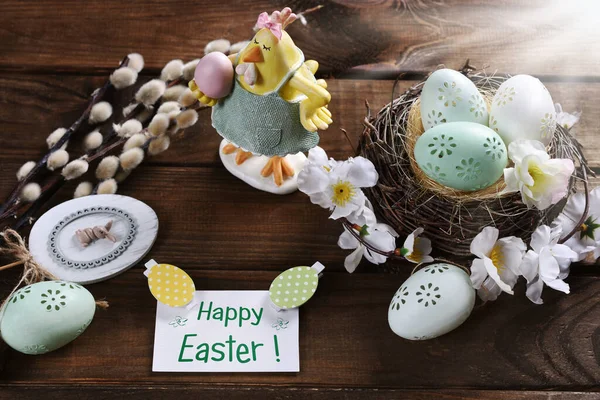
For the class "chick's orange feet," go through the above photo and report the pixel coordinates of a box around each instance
[222,143,253,165]
[261,156,295,186]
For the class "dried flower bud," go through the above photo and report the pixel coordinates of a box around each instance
[84,130,103,150]
[148,114,170,136]
[110,66,138,89]
[74,181,93,198]
[230,40,250,54]
[120,148,144,171]
[62,159,89,180]
[96,155,120,180]
[114,169,130,183]
[123,133,147,151]
[47,149,70,171]
[158,101,181,114]
[97,178,118,195]
[182,59,200,81]
[148,135,170,155]
[161,59,184,81]
[163,85,187,102]
[46,127,68,149]
[176,109,199,129]
[113,119,143,138]
[17,161,36,181]
[21,183,41,202]
[127,53,145,73]
[135,79,166,107]
[89,101,113,124]
[204,39,230,55]
[178,88,198,107]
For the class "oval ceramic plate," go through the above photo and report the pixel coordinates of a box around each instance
[29,195,158,284]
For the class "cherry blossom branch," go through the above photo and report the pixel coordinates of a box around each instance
[341,218,404,259]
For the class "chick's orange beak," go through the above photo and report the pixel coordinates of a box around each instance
[242,45,264,63]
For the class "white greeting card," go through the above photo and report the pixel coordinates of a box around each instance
[152,290,299,372]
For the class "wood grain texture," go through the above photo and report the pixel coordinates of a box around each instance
[0,0,599,77]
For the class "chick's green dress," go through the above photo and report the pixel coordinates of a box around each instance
[212,61,319,157]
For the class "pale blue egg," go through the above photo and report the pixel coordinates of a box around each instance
[0,281,95,355]
[420,69,489,130]
[414,122,508,191]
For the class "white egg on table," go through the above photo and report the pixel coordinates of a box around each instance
[489,74,556,146]
[388,263,475,340]
[420,68,489,130]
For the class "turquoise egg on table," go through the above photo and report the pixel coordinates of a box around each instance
[420,68,488,130]
[0,280,96,355]
[414,122,508,191]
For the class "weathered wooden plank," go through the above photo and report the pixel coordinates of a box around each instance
[2,270,600,388]
[0,0,598,77]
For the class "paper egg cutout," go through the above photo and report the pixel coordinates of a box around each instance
[414,121,508,191]
[0,281,96,355]
[146,262,195,307]
[420,68,489,130]
[489,74,556,146]
[388,263,475,340]
[269,266,319,309]
[194,52,234,99]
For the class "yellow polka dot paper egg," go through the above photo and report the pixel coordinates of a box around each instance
[145,260,195,307]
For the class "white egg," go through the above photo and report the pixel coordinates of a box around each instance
[489,74,556,146]
[420,68,488,130]
[388,263,475,340]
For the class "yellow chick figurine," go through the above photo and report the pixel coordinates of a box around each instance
[190,8,332,190]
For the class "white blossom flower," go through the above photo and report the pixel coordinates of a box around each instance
[97,179,118,195]
[182,59,200,81]
[555,103,581,130]
[89,102,113,124]
[16,161,36,181]
[503,139,574,210]
[74,181,93,198]
[127,53,145,73]
[400,228,433,264]
[47,149,69,171]
[520,225,578,304]
[135,79,166,107]
[204,39,231,54]
[62,159,89,180]
[469,227,526,301]
[160,59,184,81]
[553,187,600,262]
[110,67,138,89]
[298,147,378,219]
[338,220,398,273]
[21,183,41,202]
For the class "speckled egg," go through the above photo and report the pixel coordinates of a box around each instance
[388,263,475,340]
[489,74,556,146]
[269,266,319,309]
[420,68,488,130]
[414,122,508,191]
[0,281,95,355]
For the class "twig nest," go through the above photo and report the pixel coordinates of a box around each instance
[148,114,169,136]
[120,148,144,171]
[47,149,70,171]
[62,159,89,180]
[204,39,231,54]
[74,181,93,198]
[148,135,170,155]
[89,102,113,124]
[123,133,147,151]
[83,130,103,150]
[21,182,41,202]
[230,40,250,54]
[182,59,200,81]
[163,85,187,102]
[17,161,36,181]
[127,53,145,73]
[176,109,198,130]
[46,128,68,149]
[160,59,184,81]
[135,79,166,107]
[95,156,120,180]
[113,119,143,138]
[110,66,138,89]
[97,178,118,195]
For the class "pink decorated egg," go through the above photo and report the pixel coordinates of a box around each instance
[194,52,234,99]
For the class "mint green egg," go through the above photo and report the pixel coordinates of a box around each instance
[414,122,508,191]
[0,281,96,355]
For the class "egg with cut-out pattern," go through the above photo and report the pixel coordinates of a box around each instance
[388,263,475,340]
[489,74,556,146]
[420,68,488,130]
[414,122,507,191]
[0,280,95,355]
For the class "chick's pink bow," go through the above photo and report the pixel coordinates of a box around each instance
[255,12,282,40]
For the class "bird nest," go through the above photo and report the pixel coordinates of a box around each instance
[357,64,590,257]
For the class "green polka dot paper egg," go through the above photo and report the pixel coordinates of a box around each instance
[269,266,319,309]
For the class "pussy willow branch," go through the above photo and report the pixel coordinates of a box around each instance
[0,56,130,219]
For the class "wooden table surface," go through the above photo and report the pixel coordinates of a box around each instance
[1,1,600,399]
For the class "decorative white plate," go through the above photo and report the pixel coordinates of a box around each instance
[29,195,158,284]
